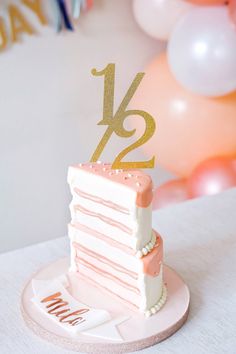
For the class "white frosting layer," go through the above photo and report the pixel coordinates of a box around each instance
[69,226,163,312]
[77,263,141,309]
[68,167,137,209]
[70,199,152,251]
[138,265,163,311]
[145,285,167,317]
[69,224,141,273]
[68,167,152,250]
[74,247,138,288]
[70,192,133,227]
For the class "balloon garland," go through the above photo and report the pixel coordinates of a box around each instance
[130,54,236,177]
[0,1,235,206]
[133,0,195,41]
[132,0,236,208]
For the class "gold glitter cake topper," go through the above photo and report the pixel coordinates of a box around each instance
[90,63,156,169]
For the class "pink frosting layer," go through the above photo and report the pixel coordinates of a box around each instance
[75,257,140,295]
[77,271,139,310]
[141,231,163,277]
[73,205,132,235]
[73,242,138,280]
[70,223,135,256]
[71,162,153,208]
[74,187,130,215]
[71,223,162,278]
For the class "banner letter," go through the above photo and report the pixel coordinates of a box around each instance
[22,0,47,25]
[0,18,7,51]
[9,5,35,43]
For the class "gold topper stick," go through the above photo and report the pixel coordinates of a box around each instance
[90,63,156,169]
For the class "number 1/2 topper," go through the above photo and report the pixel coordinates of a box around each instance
[90,63,156,170]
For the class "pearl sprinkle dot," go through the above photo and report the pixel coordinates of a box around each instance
[145,285,167,317]
[136,232,156,258]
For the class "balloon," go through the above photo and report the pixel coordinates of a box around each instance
[187,156,236,197]
[229,0,236,25]
[153,179,189,210]
[132,0,194,41]
[130,54,236,177]
[167,7,236,97]
[185,0,225,4]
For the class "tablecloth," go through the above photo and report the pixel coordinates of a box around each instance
[1,188,236,354]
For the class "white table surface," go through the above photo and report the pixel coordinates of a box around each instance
[1,188,236,354]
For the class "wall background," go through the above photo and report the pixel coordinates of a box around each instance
[0,0,171,253]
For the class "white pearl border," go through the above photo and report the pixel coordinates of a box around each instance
[136,232,156,259]
[145,285,167,317]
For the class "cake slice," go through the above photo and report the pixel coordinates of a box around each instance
[68,162,166,315]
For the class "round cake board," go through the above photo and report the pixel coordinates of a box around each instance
[21,258,190,353]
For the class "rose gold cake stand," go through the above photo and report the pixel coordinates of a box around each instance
[21,258,190,353]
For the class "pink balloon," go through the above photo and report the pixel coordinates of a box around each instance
[232,158,236,171]
[130,54,236,177]
[185,0,225,4]
[153,179,189,210]
[229,0,236,25]
[187,156,236,198]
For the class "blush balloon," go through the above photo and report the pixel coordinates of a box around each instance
[133,0,194,41]
[184,0,225,4]
[232,158,236,172]
[130,54,236,177]
[229,0,236,25]
[187,156,236,198]
[153,179,189,210]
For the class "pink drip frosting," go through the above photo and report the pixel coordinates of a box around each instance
[141,231,163,277]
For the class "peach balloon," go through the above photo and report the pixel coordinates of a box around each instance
[130,54,236,177]
[153,179,189,210]
[229,0,236,25]
[187,156,236,197]
[184,0,225,4]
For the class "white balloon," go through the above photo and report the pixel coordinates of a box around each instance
[168,7,236,97]
[133,0,194,41]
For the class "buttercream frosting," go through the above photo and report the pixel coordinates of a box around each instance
[68,162,164,314]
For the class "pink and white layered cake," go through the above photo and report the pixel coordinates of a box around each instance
[68,162,167,316]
